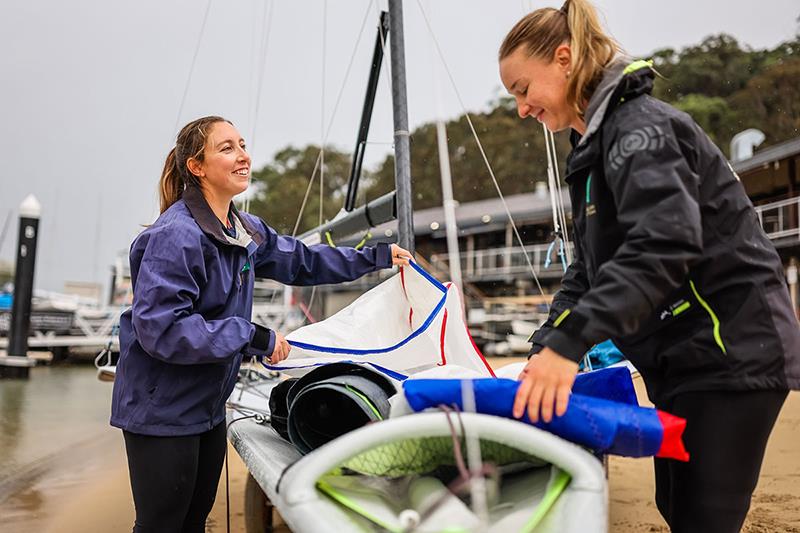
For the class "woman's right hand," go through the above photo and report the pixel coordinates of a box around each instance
[270,332,292,363]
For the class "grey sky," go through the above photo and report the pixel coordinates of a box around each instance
[1,0,798,294]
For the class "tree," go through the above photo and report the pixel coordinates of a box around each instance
[247,145,354,235]
[652,34,800,155]
[674,94,739,156]
[651,34,756,102]
[364,97,570,210]
[730,57,800,145]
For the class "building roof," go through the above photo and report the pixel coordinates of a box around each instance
[732,137,800,175]
[360,187,570,237]
[376,188,572,238]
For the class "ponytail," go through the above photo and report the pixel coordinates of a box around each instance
[499,0,621,116]
[159,147,183,214]
[563,0,620,115]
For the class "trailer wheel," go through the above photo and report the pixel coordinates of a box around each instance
[244,472,275,533]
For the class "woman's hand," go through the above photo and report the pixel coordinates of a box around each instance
[269,332,292,363]
[513,347,579,423]
[390,244,413,266]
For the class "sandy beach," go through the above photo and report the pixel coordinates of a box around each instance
[3,358,799,533]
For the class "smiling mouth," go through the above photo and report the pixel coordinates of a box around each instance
[233,168,249,176]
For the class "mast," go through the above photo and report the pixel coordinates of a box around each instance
[388,0,415,253]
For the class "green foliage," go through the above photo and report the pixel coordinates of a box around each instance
[247,145,353,235]
[729,57,800,143]
[248,31,799,228]
[653,33,800,155]
[652,34,757,101]
[365,98,570,210]
[674,94,738,155]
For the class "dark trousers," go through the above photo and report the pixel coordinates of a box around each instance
[123,422,227,533]
[653,389,787,533]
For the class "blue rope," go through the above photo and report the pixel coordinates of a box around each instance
[544,233,569,272]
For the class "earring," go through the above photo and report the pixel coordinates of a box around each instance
[566,70,571,78]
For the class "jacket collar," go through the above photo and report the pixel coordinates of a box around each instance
[182,185,264,250]
[576,57,655,148]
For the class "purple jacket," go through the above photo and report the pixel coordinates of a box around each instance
[110,186,392,436]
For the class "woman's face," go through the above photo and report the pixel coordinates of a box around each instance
[499,44,575,132]
[190,121,251,199]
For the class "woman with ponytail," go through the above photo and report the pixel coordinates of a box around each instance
[111,116,411,532]
[500,1,799,530]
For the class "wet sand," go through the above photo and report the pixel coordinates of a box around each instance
[5,358,800,532]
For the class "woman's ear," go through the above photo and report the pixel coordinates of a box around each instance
[186,157,204,178]
[554,43,572,72]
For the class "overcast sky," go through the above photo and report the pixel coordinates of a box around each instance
[1,0,798,294]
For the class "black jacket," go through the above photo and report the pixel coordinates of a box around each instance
[530,59,800,406]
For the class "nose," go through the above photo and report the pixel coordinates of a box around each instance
[237,145,250,164]
[516,98,531,119]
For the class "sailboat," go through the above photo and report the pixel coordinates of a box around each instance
[225,2,613,532]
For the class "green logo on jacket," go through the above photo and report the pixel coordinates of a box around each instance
[585,174,596,217]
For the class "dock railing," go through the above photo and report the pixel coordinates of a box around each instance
[755,195,800,242]
[430,243,574,282]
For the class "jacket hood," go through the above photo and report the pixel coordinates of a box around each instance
[578,58,656,147]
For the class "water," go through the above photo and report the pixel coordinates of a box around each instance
[0,364,121,529]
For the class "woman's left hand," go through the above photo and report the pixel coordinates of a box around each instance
[390,244,413,266]
[513,347,579,423]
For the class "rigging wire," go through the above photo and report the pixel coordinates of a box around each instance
[172,0,213,135]
[550,129,572,263]
[305,0,330,321]
[413,0,548,305]
[244,0,276,213]
[288,1,375,238]
[319,0,327,227]
[275,2,375,316]
[542,124,570,272]
[282,1,376,320]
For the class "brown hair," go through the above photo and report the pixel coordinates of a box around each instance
[159,115,232,213]
[498,0,621,116]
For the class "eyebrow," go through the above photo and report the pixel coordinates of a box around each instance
[214,138,245,148]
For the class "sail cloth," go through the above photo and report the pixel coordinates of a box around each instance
[403,367,689,461]
[264,262,687,461]
[265,261,494,379]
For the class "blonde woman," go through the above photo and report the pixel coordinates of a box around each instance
[499,2,799,531]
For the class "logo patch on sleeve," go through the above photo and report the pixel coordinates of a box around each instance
[608,125,666,171]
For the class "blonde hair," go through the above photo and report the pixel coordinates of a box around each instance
[499,0,621,116]
[159,116,231,213]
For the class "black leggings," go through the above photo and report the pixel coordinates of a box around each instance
[123,422,227,533]
[653,389,787,533]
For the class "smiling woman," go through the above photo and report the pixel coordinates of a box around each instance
[110,115,411,532]
[496,1,800,532]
